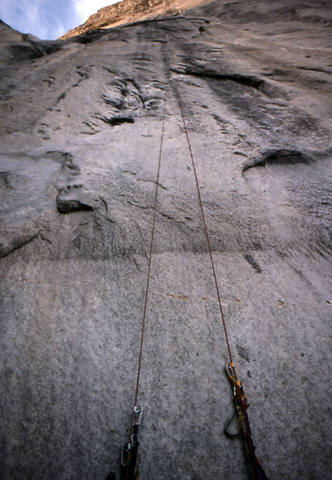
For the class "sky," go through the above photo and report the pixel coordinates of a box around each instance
[0,0,121,40]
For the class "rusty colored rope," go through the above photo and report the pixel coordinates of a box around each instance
[176,93,234,367]
[174,82,270,480]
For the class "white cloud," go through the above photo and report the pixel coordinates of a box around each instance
[1,0,41,33]
[74,0,121,23]
[0,0,58,39]
[23,0,49,38]
[0,0,122,39]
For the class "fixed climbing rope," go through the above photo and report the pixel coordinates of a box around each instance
[118,114,166,480]
[110,81,269,479]
[174,79,269,480]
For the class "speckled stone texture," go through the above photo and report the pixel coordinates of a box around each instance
[0,1,331,479]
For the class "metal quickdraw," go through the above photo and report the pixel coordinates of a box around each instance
[225,363,269,480]
[120,405,143,480]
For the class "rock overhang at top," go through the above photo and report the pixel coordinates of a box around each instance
[60,0,210,39]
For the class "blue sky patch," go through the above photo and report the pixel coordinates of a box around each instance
[0,0,120,40]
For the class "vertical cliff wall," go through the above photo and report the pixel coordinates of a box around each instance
[0,1,331,479]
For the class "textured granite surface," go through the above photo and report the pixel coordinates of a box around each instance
[0,1,331,479]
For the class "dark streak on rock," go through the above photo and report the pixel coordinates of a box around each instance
[172,67,265,91]
[56,198,93,214]
[99,196,109,213]
[56,184,94,214]
[243,149,314,172]
[136,178,167,190]
[56,92,66,105]
[97,115,135,126]
[72,236,81,249]
[68,29,106,44]
[0,172,14,189]
[236,344,250,362]
[0,232,39,258]
[296,66,332,74]
[244,254,262,273]
[8,39,62,63]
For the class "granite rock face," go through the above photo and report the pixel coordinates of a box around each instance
[0,1,331,479]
